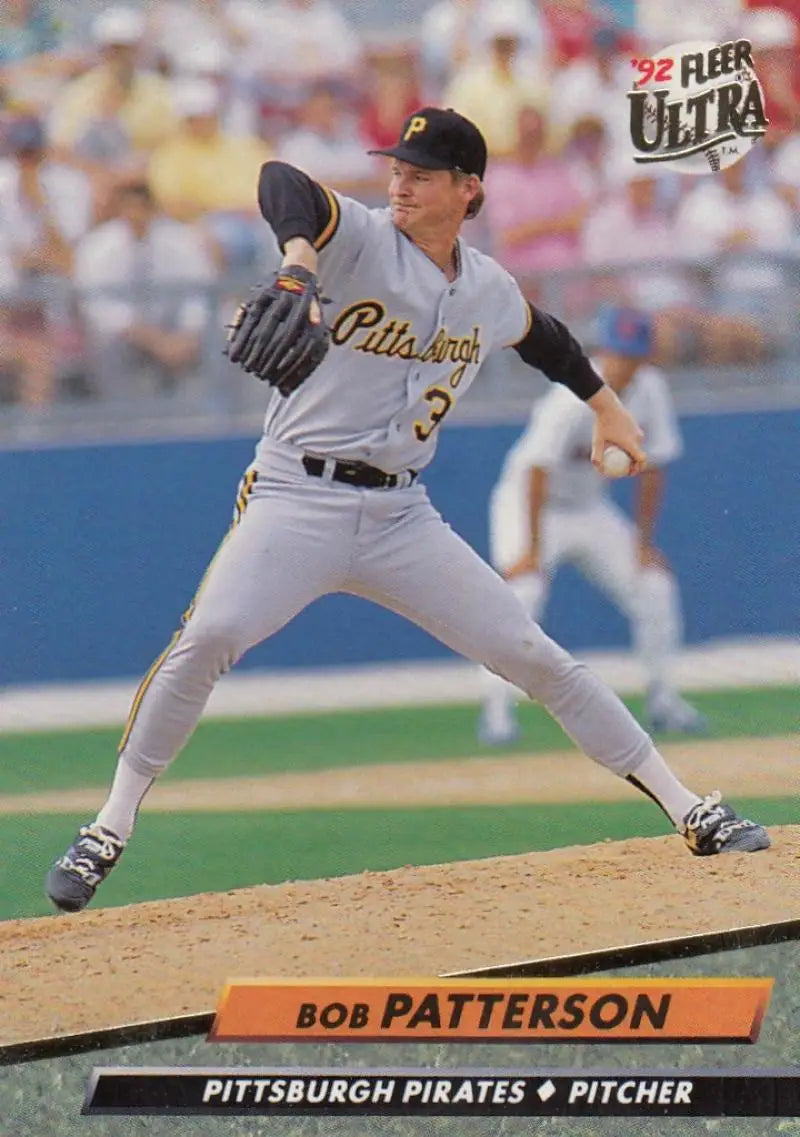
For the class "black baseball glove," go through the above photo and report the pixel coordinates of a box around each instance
[225,265,330,396]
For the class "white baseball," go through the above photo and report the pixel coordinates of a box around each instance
[601,445,633,478]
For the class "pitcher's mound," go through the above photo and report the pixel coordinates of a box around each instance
[3,826,797,1048]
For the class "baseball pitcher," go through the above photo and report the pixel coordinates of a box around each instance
[479,305,707,746]
[47,107,769,913]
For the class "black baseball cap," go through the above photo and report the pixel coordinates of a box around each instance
[368,106,487,179]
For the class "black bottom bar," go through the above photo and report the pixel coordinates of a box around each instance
[83,1069,800,1117]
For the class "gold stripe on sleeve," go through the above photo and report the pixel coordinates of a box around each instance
[313,186,341,251]
[507,300,534,349]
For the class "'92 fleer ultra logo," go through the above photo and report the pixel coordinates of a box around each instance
[627,38,768,174]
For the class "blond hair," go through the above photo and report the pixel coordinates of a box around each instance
[452,170,485,219]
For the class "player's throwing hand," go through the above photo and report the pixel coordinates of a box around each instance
[588,386,647,475]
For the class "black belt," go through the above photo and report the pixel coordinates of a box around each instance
[302,455,417,489]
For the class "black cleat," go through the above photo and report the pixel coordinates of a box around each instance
[681,792,770,856]
[46,823,126,912]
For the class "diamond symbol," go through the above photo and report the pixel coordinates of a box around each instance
[537,1079,556,1102]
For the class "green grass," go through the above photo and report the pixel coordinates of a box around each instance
[0,686,796,795]
[7,796,796,921]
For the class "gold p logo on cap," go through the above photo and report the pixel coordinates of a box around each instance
[403,115,428,141]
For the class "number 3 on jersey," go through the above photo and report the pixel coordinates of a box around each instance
[414,386,453,441]
[413,363,467,441]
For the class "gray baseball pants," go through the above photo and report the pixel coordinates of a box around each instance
[119,438,653,777]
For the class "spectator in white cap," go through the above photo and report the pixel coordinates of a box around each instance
[419,0,548,93]
[245,0,362,84]
[173,40,233,82]
[145,0,246,70]
[548,22,632,158]
[276,79,382,199]
[48,5,176,159]
[444,0,550,156]
[148,79,272,267]
[144,0,271,67]
[168,38,258,138]
[236,0,363,141]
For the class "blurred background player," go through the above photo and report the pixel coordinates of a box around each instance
[478,305,707,745]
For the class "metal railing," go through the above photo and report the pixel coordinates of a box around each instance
[2,251,798,445]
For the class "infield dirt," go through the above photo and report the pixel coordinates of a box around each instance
[0,735,795,814]
[2,824,798,1048]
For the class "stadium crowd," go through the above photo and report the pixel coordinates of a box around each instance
[1,0,799,411]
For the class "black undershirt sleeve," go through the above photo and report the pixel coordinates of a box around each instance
[257,160,338,251]
[513,302,604,401]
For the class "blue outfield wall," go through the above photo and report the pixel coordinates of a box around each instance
[3,409,799,685]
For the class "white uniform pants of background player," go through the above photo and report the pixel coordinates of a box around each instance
[115,439,658,801]
[481,498,686,740]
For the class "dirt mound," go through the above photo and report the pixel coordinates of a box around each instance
[3,826,798,1049]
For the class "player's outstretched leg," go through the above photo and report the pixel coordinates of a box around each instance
[493,627,769,856]
[356,507,771,857]
[46,475,353,912]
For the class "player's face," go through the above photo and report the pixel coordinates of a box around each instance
[388,160,472,233]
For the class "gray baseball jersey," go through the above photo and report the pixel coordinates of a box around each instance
[256,193,530,474]
[116,174,654,798]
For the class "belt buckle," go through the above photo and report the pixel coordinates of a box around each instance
[339,462,362,478]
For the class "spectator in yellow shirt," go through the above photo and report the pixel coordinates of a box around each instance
[149,80,273,268]
[48,7,177,157]
[444,1,549,157]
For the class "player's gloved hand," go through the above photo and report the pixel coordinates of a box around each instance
[225,265,330,396]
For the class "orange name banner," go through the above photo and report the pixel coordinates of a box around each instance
[209,978,772,1043]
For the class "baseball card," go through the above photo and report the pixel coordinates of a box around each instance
[1,0,798,1134]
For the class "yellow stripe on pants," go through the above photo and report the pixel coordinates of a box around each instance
[118,469,258,754]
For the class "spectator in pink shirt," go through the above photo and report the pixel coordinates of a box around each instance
[484,104,588,295]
